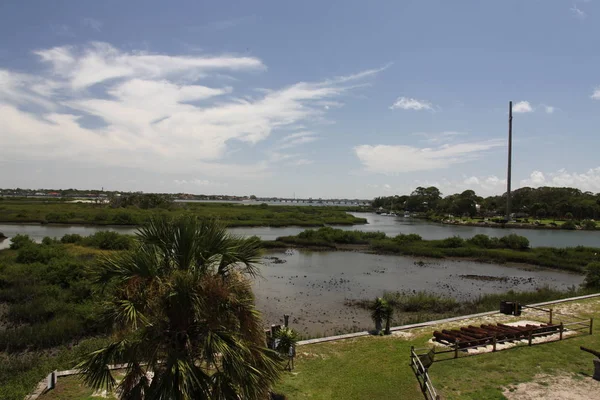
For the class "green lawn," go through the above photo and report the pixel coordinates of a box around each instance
[32,298,600,400]
[39,375,116,400]
[276,297,600,399]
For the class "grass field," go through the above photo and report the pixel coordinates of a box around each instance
[275,297,600,399]
[33,297,600,400]
[0,200,366,227]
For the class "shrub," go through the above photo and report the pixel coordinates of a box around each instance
[561,220,577,230]
[113,212,136,225]
[60,233,84,244]
[499,234,530,250]
[584,262,600,289]
[9,234,34,250]
[582,220,597,230]
[41,236,59,246]
[393,233,422,244]
[83,231,133,250]
[439,236,465,248]
[15,244,64,264]
[468,234,494,248]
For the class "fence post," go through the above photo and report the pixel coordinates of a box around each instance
[454,341,459,359]
[549,309,553,325]
[492,335,497,352]
[559,323,564,340]
[410,346,414,367]
[528,330,533,346]
[590,318,594,335]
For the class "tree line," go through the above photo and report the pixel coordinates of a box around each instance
[372,186,600,220]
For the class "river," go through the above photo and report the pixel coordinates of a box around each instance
[255,250,582,336]
[0,215,588,335]
[2,212,600,249]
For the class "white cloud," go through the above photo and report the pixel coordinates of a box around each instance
[416,175,507,197]
[390,97,433,111]
[415,131,468,144]
[544,105,555,114]
[34,42,266,90]
[0,42,383,180]
[512,101,533,113]
[276,131,319,149]
[82,18,103,32]
[174,179,227,187]
[288,159,314,166]
[354,139,504,174]
[570,4,586,19]
[520,168,600,192]
[592,87,600,100]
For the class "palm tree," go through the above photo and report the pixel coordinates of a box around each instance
[370,297,387,334]
[78,215,281,400]
[382,303,394,335]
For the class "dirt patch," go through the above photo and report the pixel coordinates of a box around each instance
[503,374,600,400]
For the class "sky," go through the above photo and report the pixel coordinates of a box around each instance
[1,0,600,199]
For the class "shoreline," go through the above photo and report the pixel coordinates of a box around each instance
[0,220,367,229]
[437,219,589,231]
[262,245,585,276]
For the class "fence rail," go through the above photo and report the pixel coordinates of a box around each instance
[410,346,441,400]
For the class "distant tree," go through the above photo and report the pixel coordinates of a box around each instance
[584,262,600,289]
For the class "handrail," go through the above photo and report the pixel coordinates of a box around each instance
[410,346,440,400]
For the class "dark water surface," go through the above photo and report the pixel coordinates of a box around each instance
[0,215,590,335]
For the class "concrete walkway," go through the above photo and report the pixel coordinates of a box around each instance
[297,292,600,346]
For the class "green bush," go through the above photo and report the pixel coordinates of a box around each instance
[438,236,465,248]
[9,234,34,250]
[499,234,530,250]
[41,236,59,246]
[113,211,137,225]
[582,220,597,230]
[15,244,64,264]
[468,234,496,248]
[584,262,600,288]
[83,231,133,250]
[60,233,83,243]
[392,233,422,244]
[561,220,577,230]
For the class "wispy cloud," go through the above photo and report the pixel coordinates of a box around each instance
[390,97,434,111]
[288,158,313,166]
[512,101,533,113]
[570,4,587,19]
[354,139,504,174]
[543,105,555,114]
[82,18,103,32]
[276,131,319,149]
[0,42,384,179]
[50,24,73,37]
[414,131,467,144]
[592,87,600,100]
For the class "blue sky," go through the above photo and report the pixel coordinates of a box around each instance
[1,0,599,198]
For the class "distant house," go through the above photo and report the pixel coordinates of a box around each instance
[48,192,60,196]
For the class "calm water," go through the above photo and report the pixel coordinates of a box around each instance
[0,216,589,335]
[2,213,600,249]
[254,250,583,335]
